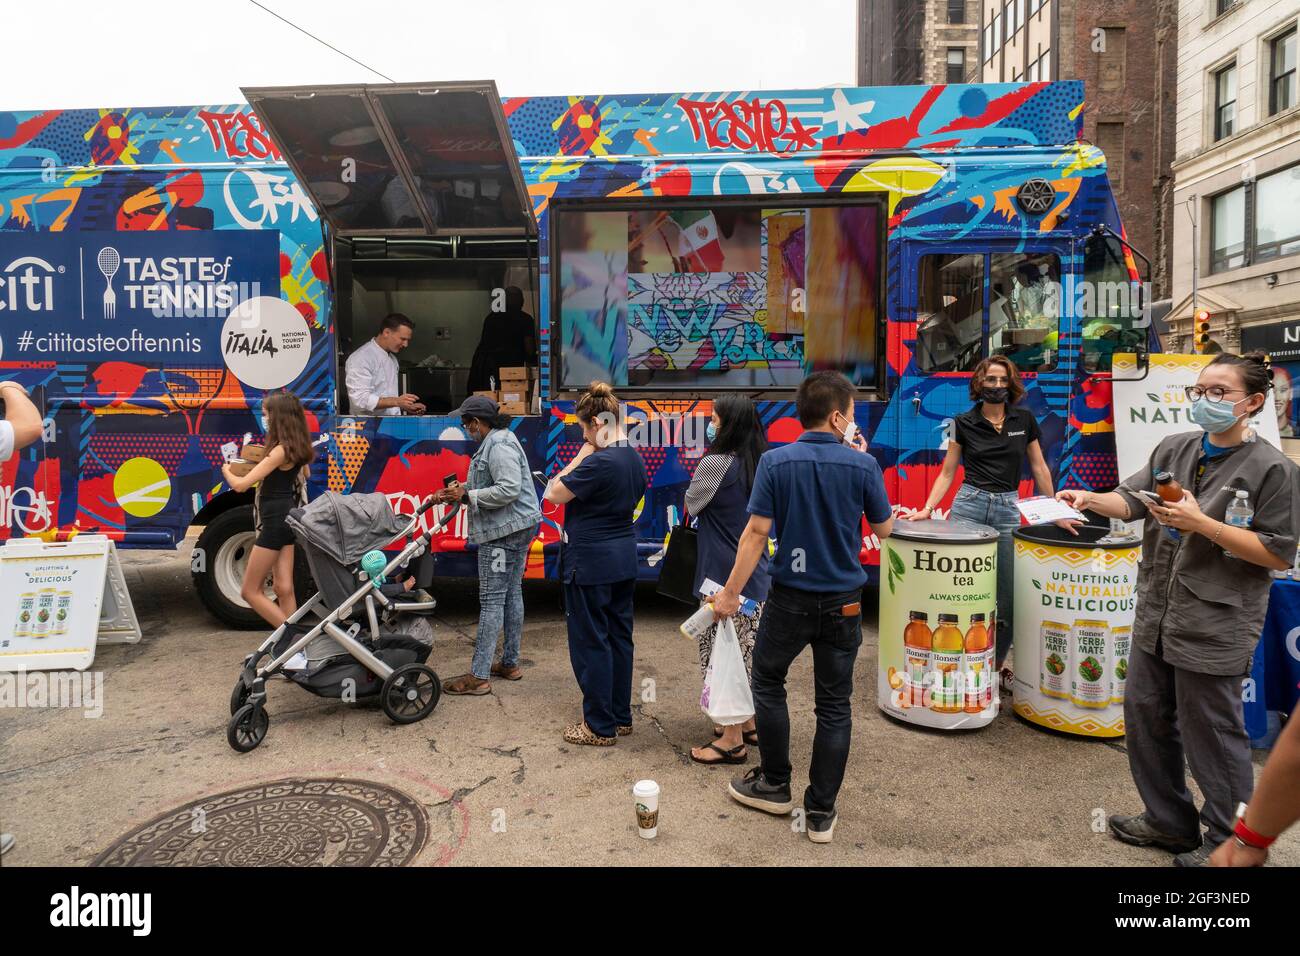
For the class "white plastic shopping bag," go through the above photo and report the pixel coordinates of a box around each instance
[699,616,754,727]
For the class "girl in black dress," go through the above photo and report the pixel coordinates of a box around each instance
[221,392,314,627]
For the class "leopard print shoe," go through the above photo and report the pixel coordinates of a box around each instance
[562,722,616,747]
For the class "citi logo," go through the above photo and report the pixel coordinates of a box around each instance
[49,885,151,936]
[0,255,62,312]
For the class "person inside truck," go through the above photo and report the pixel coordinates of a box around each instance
[345,313,426,416]
[468,287,536,393]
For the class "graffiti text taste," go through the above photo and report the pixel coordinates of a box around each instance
[198,110,283,161]
[677,97,821,153]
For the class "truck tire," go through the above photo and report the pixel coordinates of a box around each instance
[194,506,264,629]
[194,504,317,630]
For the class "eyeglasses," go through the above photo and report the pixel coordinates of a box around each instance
[1185,385,1244,402]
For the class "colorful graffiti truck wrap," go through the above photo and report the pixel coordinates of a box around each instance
[0,81,1147,627]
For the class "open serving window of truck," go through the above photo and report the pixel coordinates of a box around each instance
[0,80,1154,627]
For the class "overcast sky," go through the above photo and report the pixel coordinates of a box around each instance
[2,0,858,110]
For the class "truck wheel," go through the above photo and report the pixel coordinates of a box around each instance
[194,504,316,630]
[194,505,266,630]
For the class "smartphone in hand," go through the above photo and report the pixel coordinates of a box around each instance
[443,473,460,489]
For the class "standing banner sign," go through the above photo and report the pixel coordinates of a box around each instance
[0,535,140,672]
[1112,352,1282,482]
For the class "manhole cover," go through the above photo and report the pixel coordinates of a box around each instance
[93,778,428,867]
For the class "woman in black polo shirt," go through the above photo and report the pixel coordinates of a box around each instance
[905,356,1077,681]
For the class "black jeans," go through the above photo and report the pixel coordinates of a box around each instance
[751,581,864,816]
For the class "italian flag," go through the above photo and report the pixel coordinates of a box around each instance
[671,210,725,271]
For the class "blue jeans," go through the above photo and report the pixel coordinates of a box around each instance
[472,523,538,680]
[751,582,864,816]
[949,485,1020,667]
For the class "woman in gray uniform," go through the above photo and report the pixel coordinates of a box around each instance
[1057,352,1300,867]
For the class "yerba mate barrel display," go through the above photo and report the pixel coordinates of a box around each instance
[878,518,1000,731]
[1011,525,1139,738]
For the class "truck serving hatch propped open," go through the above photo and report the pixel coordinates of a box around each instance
[242,80,535,237]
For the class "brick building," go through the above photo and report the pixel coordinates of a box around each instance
[857,1,981,86]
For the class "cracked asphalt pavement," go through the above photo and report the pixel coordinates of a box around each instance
[2,539,1296,867]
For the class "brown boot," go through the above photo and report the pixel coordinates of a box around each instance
[442,674,491,696]
[491,662,523,681]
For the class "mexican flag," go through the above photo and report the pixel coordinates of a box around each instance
[671,210,725,272]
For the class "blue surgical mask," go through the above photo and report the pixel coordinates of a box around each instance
[1189,395,1246,434]
[706,422,718,443]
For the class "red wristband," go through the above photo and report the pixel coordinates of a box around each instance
[1233,816,1276,850]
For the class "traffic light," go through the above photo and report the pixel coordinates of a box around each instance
[1193,309,1211,353]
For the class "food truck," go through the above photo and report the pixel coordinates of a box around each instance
[0,80,1154,627]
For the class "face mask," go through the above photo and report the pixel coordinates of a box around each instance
[981,386,1009,405]
[260,414,269,432]
[1189,395,1249,434]
[706,422,718,443]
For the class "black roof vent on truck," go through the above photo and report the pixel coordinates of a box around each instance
[1015,178,1057,216]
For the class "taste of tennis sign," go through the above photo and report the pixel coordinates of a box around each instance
[0,535,140,672]
[1111,353,1282,482]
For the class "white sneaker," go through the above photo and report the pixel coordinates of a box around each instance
[0,833,14,856]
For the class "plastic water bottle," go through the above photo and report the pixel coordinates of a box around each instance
[1224,490,1253,559]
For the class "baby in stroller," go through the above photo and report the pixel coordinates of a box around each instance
[226,491,459,752]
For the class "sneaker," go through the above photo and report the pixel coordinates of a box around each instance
[1174,843,1215,868]
[727,767,794,815]
[1108,813,1201,854]
[0,833,13,856]
[807,810,838,844]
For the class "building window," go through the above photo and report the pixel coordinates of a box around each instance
[1099,27,1126,92]
[1007,0,1018,36]
[948,48,967,83]
[1270,27,1297,116]
[1216,0,1235,16]
[1028,59,1038,81]
[1211,186,1247,272]
[1039,48,1051,80]
[948,0,966,24]
[1213,63,1237,141]
[1255,166,1300,261]
[992,11,1002,51]
[984,24,993,62]
[1096,122,1125,190]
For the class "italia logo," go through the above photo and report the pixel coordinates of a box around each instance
[0,255,62,312]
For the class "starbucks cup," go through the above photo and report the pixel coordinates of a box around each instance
[633,779,660,839]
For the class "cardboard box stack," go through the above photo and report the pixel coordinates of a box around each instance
[497,366,537,415]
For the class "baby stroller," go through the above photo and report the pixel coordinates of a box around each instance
[226,491,460,753]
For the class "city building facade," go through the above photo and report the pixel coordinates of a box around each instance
[1167,0,1299,441]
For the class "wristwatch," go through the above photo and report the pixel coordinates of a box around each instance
[1232,802,1276,850]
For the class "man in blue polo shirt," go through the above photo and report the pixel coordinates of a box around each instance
[714,371,894,843]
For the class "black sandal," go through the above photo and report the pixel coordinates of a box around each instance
[691,742,748,766]
[715,727,760,747]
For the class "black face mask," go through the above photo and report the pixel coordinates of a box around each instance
[981,386,1009,405]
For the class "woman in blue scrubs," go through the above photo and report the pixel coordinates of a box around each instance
[545,382,648,746]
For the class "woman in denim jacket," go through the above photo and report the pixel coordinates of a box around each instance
[437,395,542,696]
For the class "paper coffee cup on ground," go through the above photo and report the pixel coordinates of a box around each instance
[633,779,660,839]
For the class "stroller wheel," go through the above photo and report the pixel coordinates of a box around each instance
[230,678,251,716]
[227,703,269,752]
[381,664,440,725]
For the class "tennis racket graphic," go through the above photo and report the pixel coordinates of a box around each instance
[97,246,121,319]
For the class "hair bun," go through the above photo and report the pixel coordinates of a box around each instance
[1241,350,1271,367]
[588,381,614,398]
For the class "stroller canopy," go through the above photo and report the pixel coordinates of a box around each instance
[286,491,412,567]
